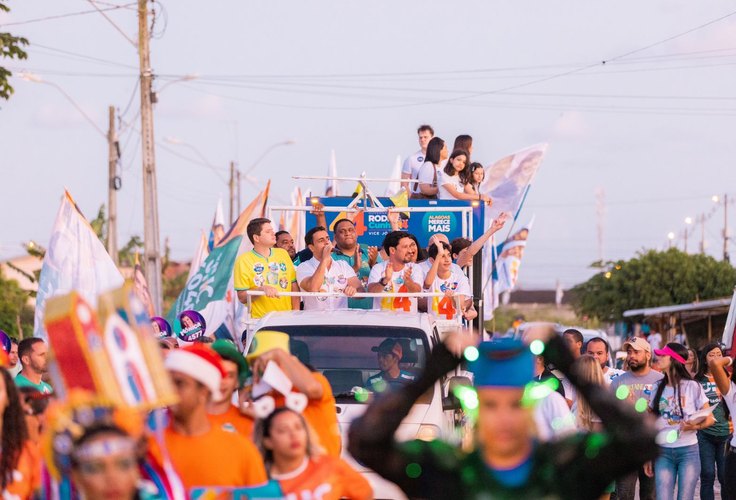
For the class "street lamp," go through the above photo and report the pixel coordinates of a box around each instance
[667,231,675,249]
[154,74,199,101]
[19,72,106,138]
[237,139,296,214]
[163,136,228,184]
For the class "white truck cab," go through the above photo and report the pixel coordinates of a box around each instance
[249,309,470,500]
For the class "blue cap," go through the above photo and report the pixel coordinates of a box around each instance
[469,338,534,388]
[0,330,10,354]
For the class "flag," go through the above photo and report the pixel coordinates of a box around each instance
[167,183,271,346]
[480,143,547,319]
[385,154,403,196]
[486,220,534,315]
[723,287,736,351]
[187,230,209,282]
[325,149,338,197]
[34,191,124,339]
[289,187,304,250]
[207,198,226,252]
[133,252,155,317]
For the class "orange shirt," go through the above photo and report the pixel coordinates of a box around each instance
[163,424,267,491]
[275,455,372,500]
[274,372,342,457]
[208,405,255,440]
[5,441,41,499]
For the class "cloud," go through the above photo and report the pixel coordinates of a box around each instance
[552,111,591,140]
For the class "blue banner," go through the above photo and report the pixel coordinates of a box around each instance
[304,197,485,248]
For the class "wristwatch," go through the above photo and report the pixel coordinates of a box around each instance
[379,277,388,287]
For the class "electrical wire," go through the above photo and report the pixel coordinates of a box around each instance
[28,43,138,69]
[85,0,138,47]
[0,4,135,27]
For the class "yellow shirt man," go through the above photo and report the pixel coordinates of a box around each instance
[234,247,296,318]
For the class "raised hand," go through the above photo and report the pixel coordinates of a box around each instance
[367,246,379,268]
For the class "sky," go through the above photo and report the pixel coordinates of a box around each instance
[1,0,736,290]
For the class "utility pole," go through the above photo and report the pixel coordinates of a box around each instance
[138,0,162,314]
[107,106,120,265]
[700,213,706,254]
[725,193,730,262]
[236,169,241,216]
[229,161,235,225]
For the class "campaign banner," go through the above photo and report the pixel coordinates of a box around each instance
[190,481,284,499]
[304,196,484,248]
[723,287,736,351]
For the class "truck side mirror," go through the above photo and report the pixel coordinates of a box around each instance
[442,376,472,411]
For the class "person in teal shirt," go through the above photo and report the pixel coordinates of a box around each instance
[331,218,377,310]
[16,338,53,394]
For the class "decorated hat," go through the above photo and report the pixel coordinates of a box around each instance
[151,317,173,338]
[212,339,250,388]
[0,329,11,356]
[246,330,290,363]
[164,344,225,400]
[177,310,206,342]
[469,338,534,388]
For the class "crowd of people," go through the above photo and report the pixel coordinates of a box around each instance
[0,125,734,499]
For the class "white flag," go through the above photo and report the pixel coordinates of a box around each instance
[385,154,403,196]
[187,230,209,282]
[325,149,338,197]
[34,191,124,339]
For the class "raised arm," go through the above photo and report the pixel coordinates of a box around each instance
[709,356,733,396]
[456,212,508,268]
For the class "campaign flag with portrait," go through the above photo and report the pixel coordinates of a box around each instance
[167,182,270,345]
[34,191,124,340]
[479,143,547,317]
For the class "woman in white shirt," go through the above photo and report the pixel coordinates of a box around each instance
[463,162,484,196]
[413,137,446,199]
[648,343,714,500]
[708,352,736,499]
[438,149,492,203]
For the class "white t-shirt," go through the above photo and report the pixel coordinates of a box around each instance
[296,257,356,311]
[417,259,464,277]
[424,265,472,320]
[534,390,577,442]
[649,379,708,448]
[438,170,463,200]
[367,261,425,312]
[648,333,662,351]
[722,381,736,446]
[402,149,425,182]
[415,162,437,194]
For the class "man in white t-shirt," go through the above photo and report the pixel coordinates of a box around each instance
[422,240,476,321]
[585,337,625,385]
[296,226,363,311]
[367,231,424,312]
[401,124,434,193]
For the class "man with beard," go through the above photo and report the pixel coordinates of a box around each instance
[16,338,53,394]
[610,337,662,500]
[367,231,423,312]
[585,337,625,385]
[332,218,378,309]
[275,231,297,261]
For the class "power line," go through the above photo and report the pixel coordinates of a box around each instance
[0,4,135,27]
[28,43,137,69]
[85,0,137,47]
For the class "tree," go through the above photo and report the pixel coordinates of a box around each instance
[570,249,736,322]
[0,268,33,338]
[0,1,29,101]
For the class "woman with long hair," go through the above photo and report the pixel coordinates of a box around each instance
[686,348,699,377]
[413,137,446,199]
[438,149,491,203]
[0,367,40,499]
[463,162,484,196]
[256,407,372,499]
[694,343,731,500]
[573,355,613,500]
[708,347,736,499]
[648,343,714,500]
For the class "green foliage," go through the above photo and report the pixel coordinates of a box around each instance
[0,268,33,338]
[0,1,30,101]
[570,249,736,321]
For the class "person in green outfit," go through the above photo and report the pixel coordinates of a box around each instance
[16,338,53,394]
[349,328,659,500]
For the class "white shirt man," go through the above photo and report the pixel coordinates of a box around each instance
[367,232,424,312]
[585,337,625,385]
[296,226,362,311]
[401,125,433,194]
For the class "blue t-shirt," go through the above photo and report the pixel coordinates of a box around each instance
[489,453,533,488]
[365,370,416,392]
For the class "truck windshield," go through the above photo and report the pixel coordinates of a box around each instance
[256,324,432,403]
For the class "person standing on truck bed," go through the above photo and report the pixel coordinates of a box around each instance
[234,218,300,319]
[331,218,378,310]
[348,329,659,500]
[365,338,416,393]
[296,226,363,311]
[401,124,434,194]
[367,231,424,313]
